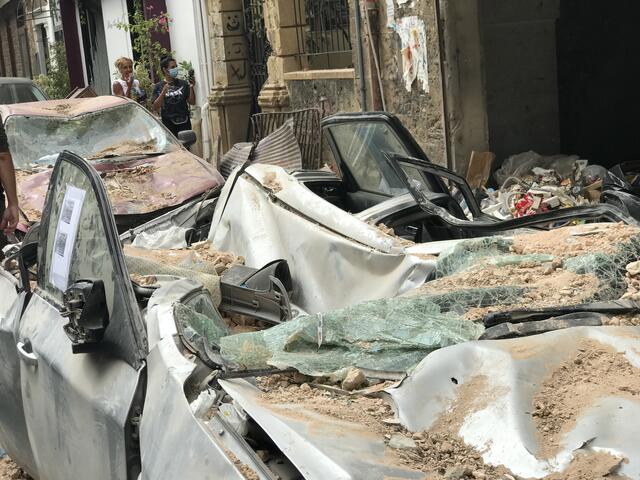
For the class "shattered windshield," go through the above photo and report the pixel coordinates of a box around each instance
[5,103,180,169]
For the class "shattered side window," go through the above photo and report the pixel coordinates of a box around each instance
[328,122,414,195]
[0,85,13,104]
[14,84,46,103]
[174,302,229,350]
[38,160,116,311]
[5,103,180,169]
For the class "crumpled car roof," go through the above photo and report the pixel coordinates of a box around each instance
[0,96,128,119]
[208,163,434,313]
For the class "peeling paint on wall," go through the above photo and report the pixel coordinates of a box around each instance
[385,0,396,29]
[396,16,429,92]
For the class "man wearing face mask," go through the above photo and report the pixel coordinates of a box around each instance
[152,56,196,137]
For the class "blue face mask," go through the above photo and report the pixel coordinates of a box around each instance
[168,67,179,78]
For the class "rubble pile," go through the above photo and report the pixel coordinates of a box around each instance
[482,151,606,219]
[407,223,640,320]
[125,242,243,303]
[258,374,513,480]
[256,371,627,480]
[370,221,415,247]
[0,456,31,480]
[102,164,157,203]
[532,338,640,459]
[87,139,158,160]
[124,242,244,277]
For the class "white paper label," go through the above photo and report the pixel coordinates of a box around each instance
[386,0,396,29]
[50,185,86,291]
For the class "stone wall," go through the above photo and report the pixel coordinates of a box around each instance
[0,3,24,77]
[286,78,358,116]
[374,0,447,166]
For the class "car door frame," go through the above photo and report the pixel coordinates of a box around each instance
[388,154,640,233]
[17,151,147,480]
[0,266,37,476]
[321,112,450,211]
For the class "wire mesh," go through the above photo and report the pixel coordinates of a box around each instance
[251,108,322,169]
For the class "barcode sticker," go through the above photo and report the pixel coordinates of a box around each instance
[61,199,75,224]
[50,185,86,291]
[54,232,67,257]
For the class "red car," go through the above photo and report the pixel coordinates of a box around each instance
[1,96,223,231]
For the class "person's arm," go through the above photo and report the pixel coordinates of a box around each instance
[0,162,18,235]
[113,81,124,97]
[153,82,169,113]
[0,120,18,234]
[187,78,196,106]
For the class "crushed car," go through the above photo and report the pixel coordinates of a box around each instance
[1,96,223,233]
[1,151,640,479]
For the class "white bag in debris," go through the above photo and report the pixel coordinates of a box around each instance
[131,225,189,250]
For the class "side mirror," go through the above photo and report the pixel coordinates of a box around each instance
[178,130,197,149]
[61,279,109,354]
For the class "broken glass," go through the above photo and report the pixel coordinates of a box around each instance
[409,224,640,320]
[5,103,179,169]
[174,303,229,349]
[219,296,483,376]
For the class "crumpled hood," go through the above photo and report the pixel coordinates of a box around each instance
[389,325,640,478]
[218,378,424,480]
[16,149,223,219]
[220,326,640,479]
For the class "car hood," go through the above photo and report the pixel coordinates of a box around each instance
[219,325,640,479]
[16,149,223,220]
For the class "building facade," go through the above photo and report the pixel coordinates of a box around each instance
[208,0,640,176]
[0,0,62,79]
[206,0,451,169]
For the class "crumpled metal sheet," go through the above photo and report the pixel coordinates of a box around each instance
[218,120,303,179]
[388,326,640,478]
[208,164,434,313]
[140,283,253,480]
[219,378,424,480]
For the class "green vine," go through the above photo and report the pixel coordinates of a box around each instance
[34,42,71,99]
[114,0,173,80]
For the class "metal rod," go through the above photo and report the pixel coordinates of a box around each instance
[434,0,453,170]
[353,0,367,111]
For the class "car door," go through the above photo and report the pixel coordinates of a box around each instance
[0,268,37,476]
[17,151,147,480]
[321,112,448,213]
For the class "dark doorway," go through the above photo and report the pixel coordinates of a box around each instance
[78,0,111,94]
[477,0,639,168]
[557,0,640,166]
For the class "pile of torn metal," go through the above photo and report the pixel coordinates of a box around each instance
[124,162,640,480]
[476,150,640,223]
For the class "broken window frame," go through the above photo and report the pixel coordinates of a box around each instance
[387,154,640,233]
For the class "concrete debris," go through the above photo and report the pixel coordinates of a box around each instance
[388,434,417,450]
[341,368,368,391]
[626,260,640,276]
[124,242,244,276]
[0,457,31,479]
